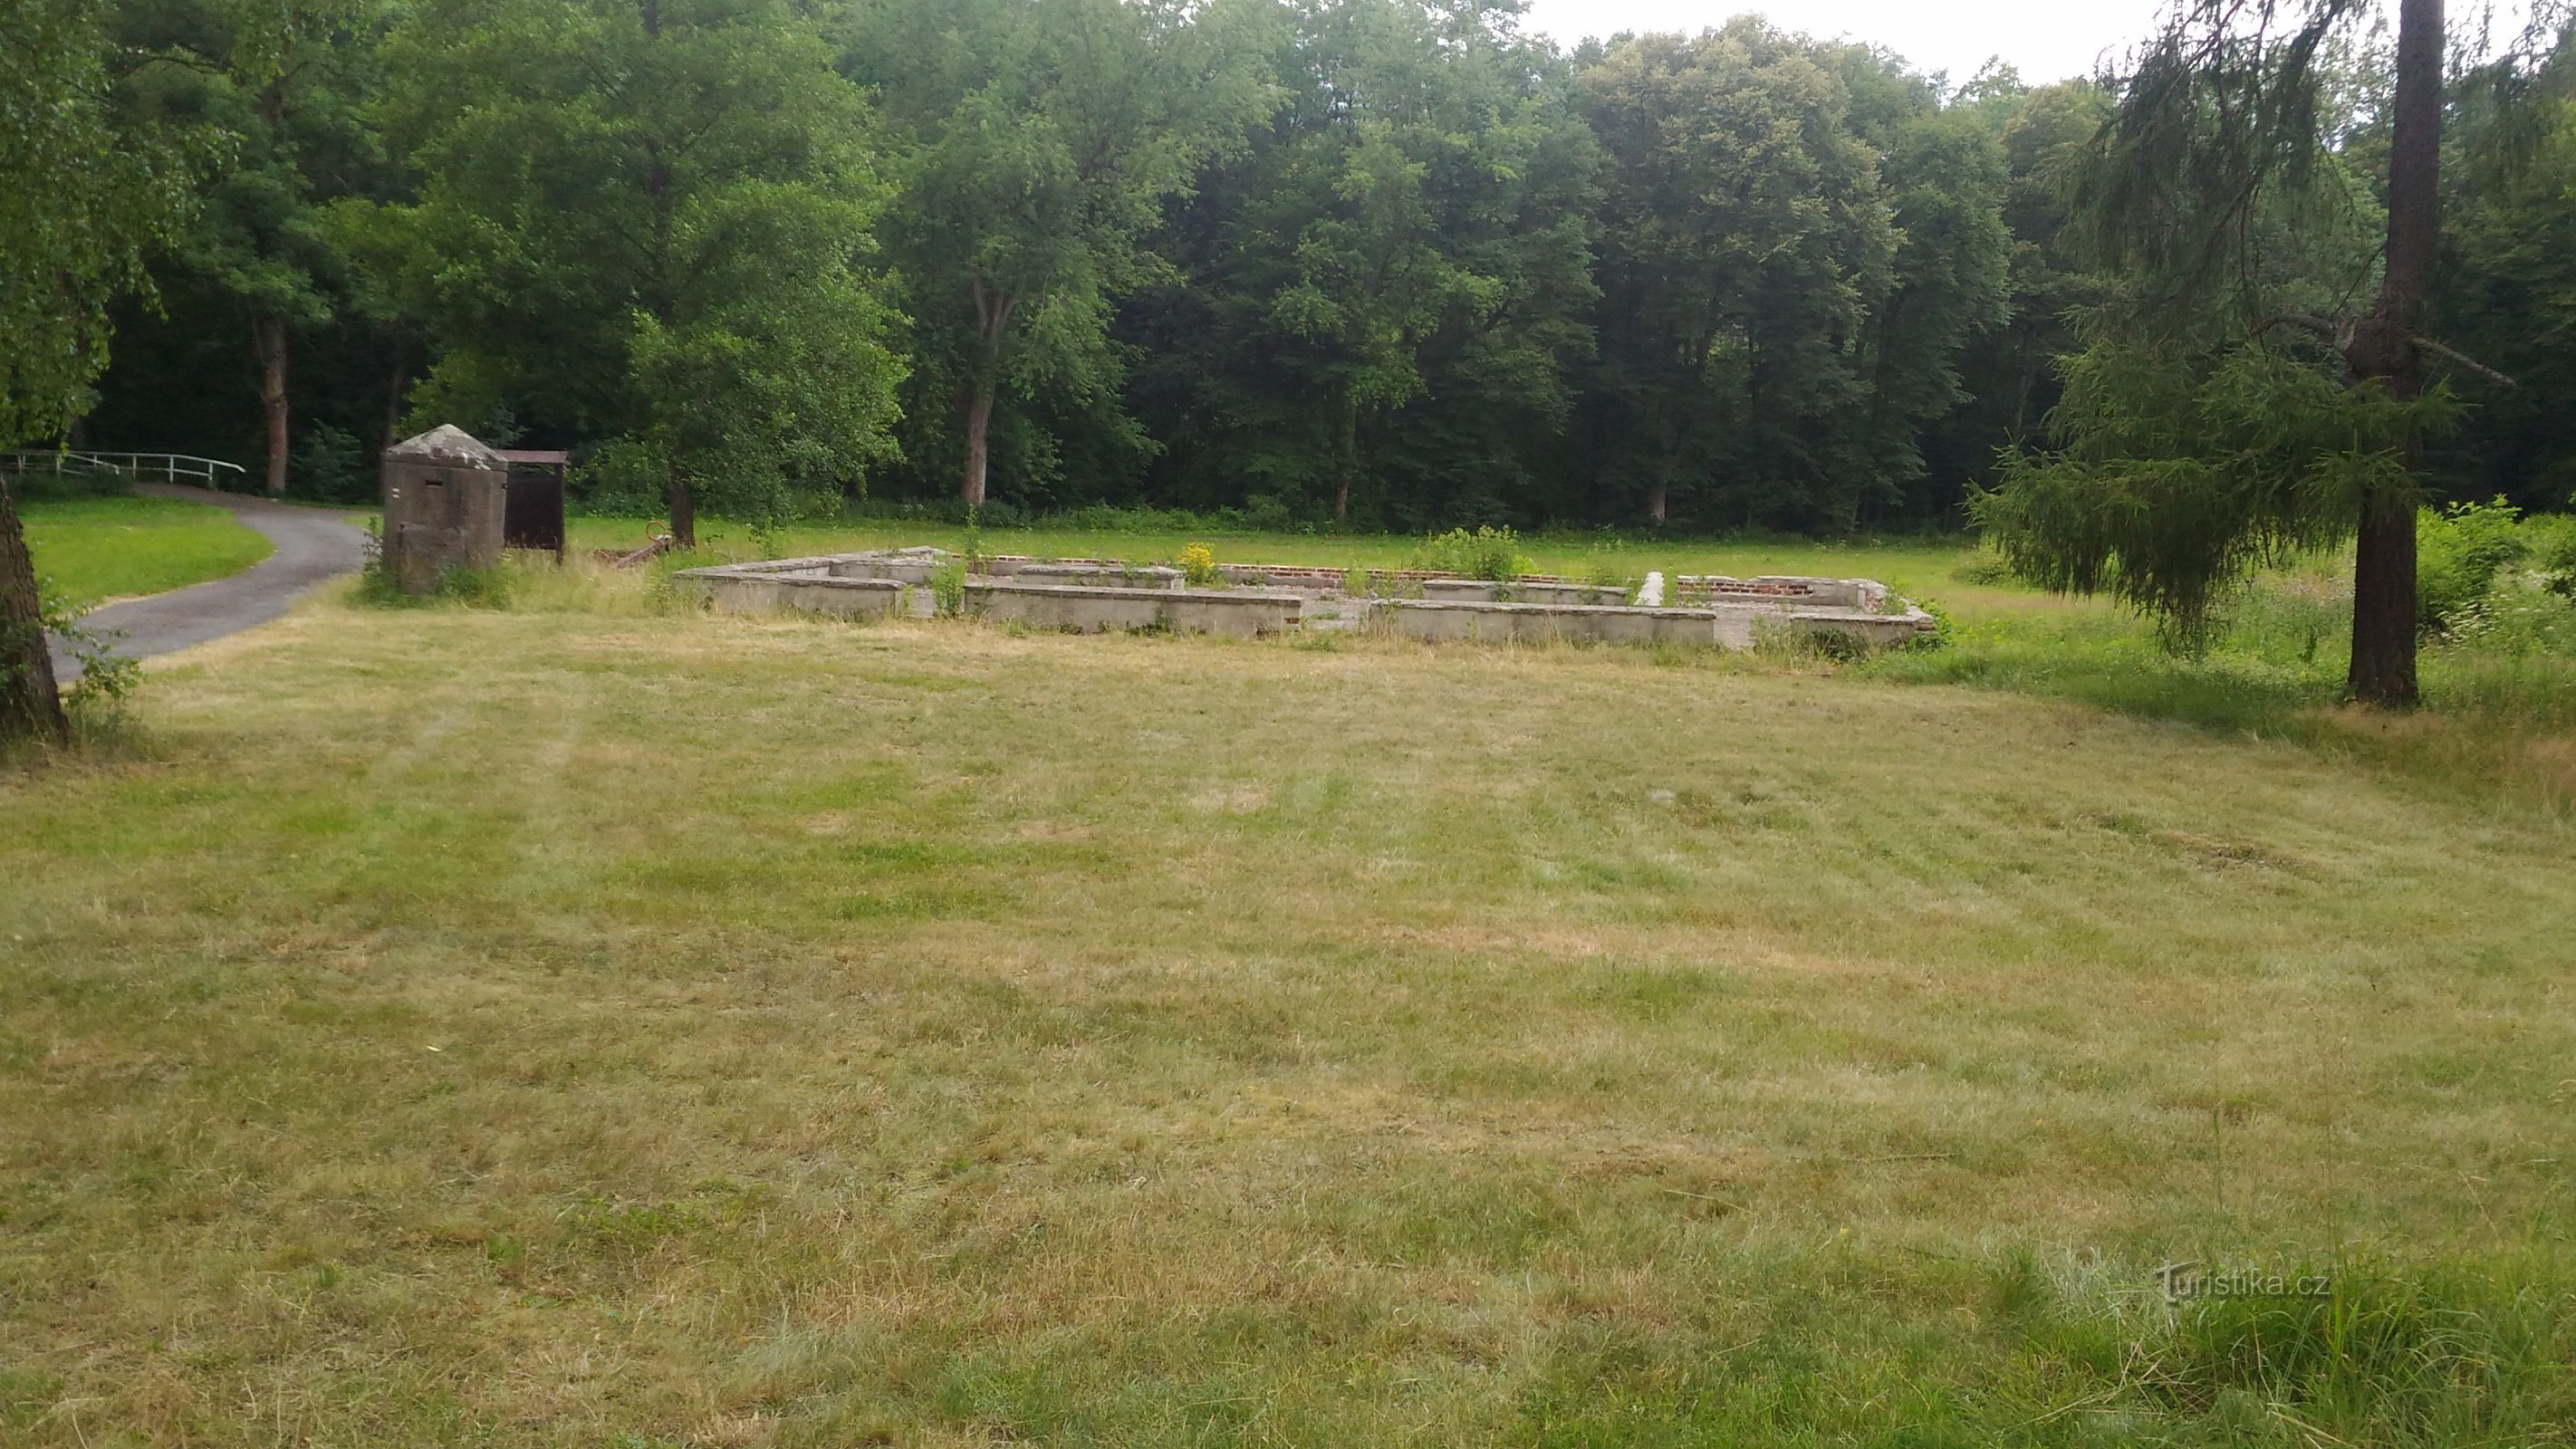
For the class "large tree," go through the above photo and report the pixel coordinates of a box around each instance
[841,0,1278,509]
[112,0,389,495]
[1576,21,2007,530]
[1977,0,2470,705]
[1124,0,1600,528]
[1,0,189,744]
[368,0,907,543]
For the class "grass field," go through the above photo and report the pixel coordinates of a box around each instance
[3,560,2571,1445]
[22,492,273,605]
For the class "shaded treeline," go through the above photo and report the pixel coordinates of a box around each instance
[76,0,2576,534]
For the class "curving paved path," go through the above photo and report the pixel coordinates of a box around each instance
[46,484,368,679]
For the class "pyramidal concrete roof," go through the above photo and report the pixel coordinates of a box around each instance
[384,424,505,468]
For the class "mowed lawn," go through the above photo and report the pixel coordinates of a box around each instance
[22,493,274,605]
[3,576,2572,1445]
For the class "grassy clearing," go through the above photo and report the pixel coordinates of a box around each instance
[584,514,2576,803]
[22,492,274,606]
[2,560,2571,1444]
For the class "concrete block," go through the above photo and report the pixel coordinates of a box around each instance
[679,568,907,620]
[1419,579,1632,606]
[966,581,1300,636]
[380,425,508,595]
[1011,562,1184,590]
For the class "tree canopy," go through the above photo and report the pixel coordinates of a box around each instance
[20,0,2576,561]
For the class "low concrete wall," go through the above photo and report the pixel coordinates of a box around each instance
[1676,575,1888,610]
[1749,608,1932,649]
[1214,563,1581,595]
[826,548,948,584]
[1389,598,1933,649]
[1010,561,1183,590]
[1420,579,1631,606]
[966,581,1301,636]
[683,569,908,619]
[1388,600,1726,646]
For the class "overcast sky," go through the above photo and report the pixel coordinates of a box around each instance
[1519,1,2547,88]
[1518,0,2173,84]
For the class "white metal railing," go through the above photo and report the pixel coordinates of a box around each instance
[1,450,250,488]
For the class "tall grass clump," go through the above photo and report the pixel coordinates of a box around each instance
[2134,1252,2576,1444]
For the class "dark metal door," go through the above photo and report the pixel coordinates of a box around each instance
[505,471,566,559]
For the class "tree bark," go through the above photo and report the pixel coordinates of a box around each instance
[255,314,290,496]
[667,458,696,549]
[1334,396,1357,523]
[2343,0,2442,708]
[959,283,1014,509]
[381,334,412,453]
[0,476,68,746]
[960,379,994,510]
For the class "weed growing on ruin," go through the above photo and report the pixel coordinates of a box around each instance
[1412,525,1532,581]
[1177,542,1218,587]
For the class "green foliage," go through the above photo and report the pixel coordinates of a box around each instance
[369,0,907,526]
[928,557,966,618]
[2417,497,2532,630]
[0,0,192,446]
[1411,525,1531,581]
[571,440,668,520]
[843,0,1279,504]
[111,0,391,464]
[1577,21,2008,529]
[1125,0,1602,528]
[1975,341,2449,651]
[41,588,144,725]
[292,420,371,503]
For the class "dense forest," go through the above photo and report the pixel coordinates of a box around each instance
[55,0,2576,535]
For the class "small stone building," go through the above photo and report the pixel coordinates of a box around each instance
[381,425,507,594]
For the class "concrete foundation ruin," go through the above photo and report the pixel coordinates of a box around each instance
[674,549,1937,650]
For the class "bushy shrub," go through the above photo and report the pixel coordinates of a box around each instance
[1951,548,2016,586]
[1240,494,1296,532]
[2417,498,2530,631]
[2529,512,2576,599]
[1412,525,1532,581]
[292,422,374,503]
[573,439,668,518]
[1177,542,1218,587]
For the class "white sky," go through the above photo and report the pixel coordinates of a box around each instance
[1519,0,2173,84]
[1520,1,2552,88]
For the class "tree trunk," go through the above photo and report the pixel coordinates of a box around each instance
[381,334,412,453]
[959,379,993,509]
[959,283,1014,510]
[2344,0,2442,708]
[1645,475,1668,524]
[667,458,696,549]
[255,314,290,496]
[0,476,68,746]
[1334,397,1357,523]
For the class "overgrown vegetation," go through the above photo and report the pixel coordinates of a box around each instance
[1411,524,1533,581]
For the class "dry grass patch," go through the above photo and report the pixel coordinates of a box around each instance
[2,576,2571,1445]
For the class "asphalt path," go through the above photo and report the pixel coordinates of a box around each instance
[45,484,367,679]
